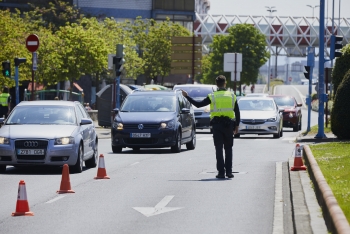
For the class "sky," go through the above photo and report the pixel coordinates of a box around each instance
[208,0,350,19]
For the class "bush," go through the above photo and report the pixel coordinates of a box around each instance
[332,44,350,96]
[311,99,333,113]
[331,70,350,139]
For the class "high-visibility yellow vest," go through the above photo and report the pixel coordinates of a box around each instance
[0,93,10,106]
[208,90,236,119]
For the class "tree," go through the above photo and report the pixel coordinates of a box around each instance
[55,22,108,98]
[331,44,350,97]
[128,18,190,84]
[201,24,269,86]
[28,0,83,32]
[331,69,350,139]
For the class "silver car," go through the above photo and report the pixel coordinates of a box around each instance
[0,101,98,173]
[236,97,284,138]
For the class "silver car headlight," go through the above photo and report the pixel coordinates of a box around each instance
[0,137,10,145]
[113,122,123,130]
[160,120,175,129]
[266,117,277,122]
[54,137,74,145]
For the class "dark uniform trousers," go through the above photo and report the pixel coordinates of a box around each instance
[212,120,234,175]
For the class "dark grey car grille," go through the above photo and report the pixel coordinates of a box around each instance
[123,124,159,129]
[15,140,48,148]
[241,119,266,125]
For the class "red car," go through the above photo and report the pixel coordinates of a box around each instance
[268,95,302,132]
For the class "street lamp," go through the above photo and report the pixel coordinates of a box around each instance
[306,5,320,18]
[265,6,277,90]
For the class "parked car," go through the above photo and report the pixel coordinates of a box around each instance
[0,101,98,173]
[268,95,302,132]
[173,84,217,132]
[236,97,284,138]
[111,90,196,153]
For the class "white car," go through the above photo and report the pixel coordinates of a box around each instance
[245,93,269,97]
[236,97,284,138]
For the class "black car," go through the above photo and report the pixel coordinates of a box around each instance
[111,90,196,153]
[173,84,217,132]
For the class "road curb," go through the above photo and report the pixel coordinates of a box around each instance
[303,145,350,234]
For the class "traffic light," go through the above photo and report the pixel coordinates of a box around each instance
[330,34,343,60]
[114,44,125,76]
[14,58,27,66]
[304,66,310,80]
[2,61,11,77]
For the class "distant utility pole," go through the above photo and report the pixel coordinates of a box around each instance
[306,5,320,18]
[266,6,277,91]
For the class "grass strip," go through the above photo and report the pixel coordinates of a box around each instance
[309,142,350,223]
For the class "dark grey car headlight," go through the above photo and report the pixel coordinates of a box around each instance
[0,137,10,145]
[54,137,74,145]
[160,120,175,129]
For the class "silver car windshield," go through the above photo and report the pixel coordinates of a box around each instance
[238,100,276,111]
[121,95,176,112]
[6,106,76,125]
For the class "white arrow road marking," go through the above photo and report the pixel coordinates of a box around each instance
[133,195,183,217]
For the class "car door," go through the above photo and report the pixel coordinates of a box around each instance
[177,94,191,139]
[76,104,93,159]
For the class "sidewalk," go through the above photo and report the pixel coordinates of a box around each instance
[292,132,350,234]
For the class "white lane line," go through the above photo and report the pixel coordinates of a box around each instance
[130,162,139,166]
[282,137,296,141]
[272,162,284,234]
[291,85,307,106]
[46,195,66,204]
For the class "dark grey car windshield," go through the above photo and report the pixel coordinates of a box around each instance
[6,106,76,125]
[176,87,214,100]
[238,100,276,111]
[121,95,176,112]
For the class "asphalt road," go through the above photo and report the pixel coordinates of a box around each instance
[0,84,320,234]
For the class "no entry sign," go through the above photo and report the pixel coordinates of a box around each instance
[26,34,40,53]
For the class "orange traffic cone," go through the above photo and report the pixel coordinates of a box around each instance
[291,144,307,171]
[94,154,110,179]
[12,180,34,216]
[57,164,75,194]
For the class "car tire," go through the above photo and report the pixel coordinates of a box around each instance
[186,129,196,150]
[85,140,98,168]
[132,147,140,151]
[0,165,6,173]
[298,118,302,131]
[273,132,280,138]
[71,144,83,173]
[112,146,122,153]
[171,131,181,153]
[293,125,298,132]
[280,128,283,137]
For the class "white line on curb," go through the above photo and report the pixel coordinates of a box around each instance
[272,162,284,234]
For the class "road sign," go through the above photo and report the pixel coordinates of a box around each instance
[32,52,38,71]
[26,34,40,53]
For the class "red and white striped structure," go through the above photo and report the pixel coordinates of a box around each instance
[194,13,350,57]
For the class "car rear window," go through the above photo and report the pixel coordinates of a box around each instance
[174,86,215,100]
[272,97,295,106]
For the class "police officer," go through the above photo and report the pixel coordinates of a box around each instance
[0,88,11,118]
[182,75,240,179]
